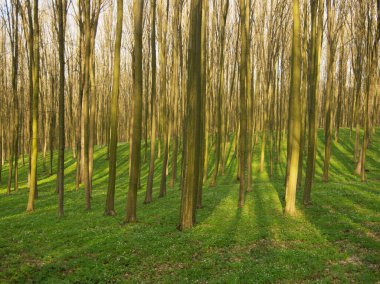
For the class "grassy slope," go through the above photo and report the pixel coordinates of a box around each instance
[0,128,379,283]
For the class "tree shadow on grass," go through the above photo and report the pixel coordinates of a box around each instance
[300,179,380,281]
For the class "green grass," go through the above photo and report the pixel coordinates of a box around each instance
[0,128,379,283]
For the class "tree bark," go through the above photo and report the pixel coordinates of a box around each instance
[126,0,144,223]
[285,0,302,215]
[105,0,123,216]
[179,0,202,230]
[27,0,40,212]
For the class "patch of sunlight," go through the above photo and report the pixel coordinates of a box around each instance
[0,204,59,222]
[196,188,239,229]
[37,174,57,185]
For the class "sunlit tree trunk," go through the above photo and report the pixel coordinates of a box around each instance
[27,0,40,211]
[285,0,301,215]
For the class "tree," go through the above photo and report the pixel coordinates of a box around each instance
[303,0,324,205]
[3,0,19,195]
[88,1,102,194]
[285,0,302,215]
[105,0,123,216]
[197,0,209,208]
[159,0,169,198]
[179,0,202,230]
[169,0,181,189]
[145,0,157,204]
[246,0,253,192]
[359,0,379,181]
[126,0,144,223]
[56,0,67,217]
[210,0,229,187]
[238,0,247,208]
[323,0,345,182]
[81,0,91,210]
[26,0,40,212]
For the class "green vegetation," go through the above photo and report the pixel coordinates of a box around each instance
[1,128,379,283]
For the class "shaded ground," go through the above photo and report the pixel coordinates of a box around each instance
[0,128,379,283]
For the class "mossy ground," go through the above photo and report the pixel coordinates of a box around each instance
[0,129,379,283]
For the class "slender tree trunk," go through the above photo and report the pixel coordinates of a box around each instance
[360,2,379,181]
[126,0,144,223]
[159,0,169,198]
[285,0,302,215]
[197,0,209,209]
[170,6,180,191]
[57,0,66,217]
[238,0,247,208]
[105,0,123,216]
[322,0,336,182]
[246,0,253,192]
[297,3,308,187]
[82,0,91,210]
[211,0,229,187]
[145,0,157,204]
[27,0,40,211]
[304,0,323,205]
[76,1,84,191]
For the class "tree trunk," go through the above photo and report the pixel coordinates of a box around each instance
[238,0,247,208]
[27,0,40,212]
[56,0,67,217]
[145,0,157,204]
[285,0,302,215]
[179,0,202,230]
[126,0,144,223]
[159,0,169,198]
[303,0,323,206]
[105,0,123,216]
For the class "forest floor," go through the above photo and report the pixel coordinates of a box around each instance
[0,128,379,283]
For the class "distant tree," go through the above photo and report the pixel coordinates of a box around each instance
[358,0,379,181]
[211,0,229,187]
[3,0,19,195]
[323,0,345,182]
